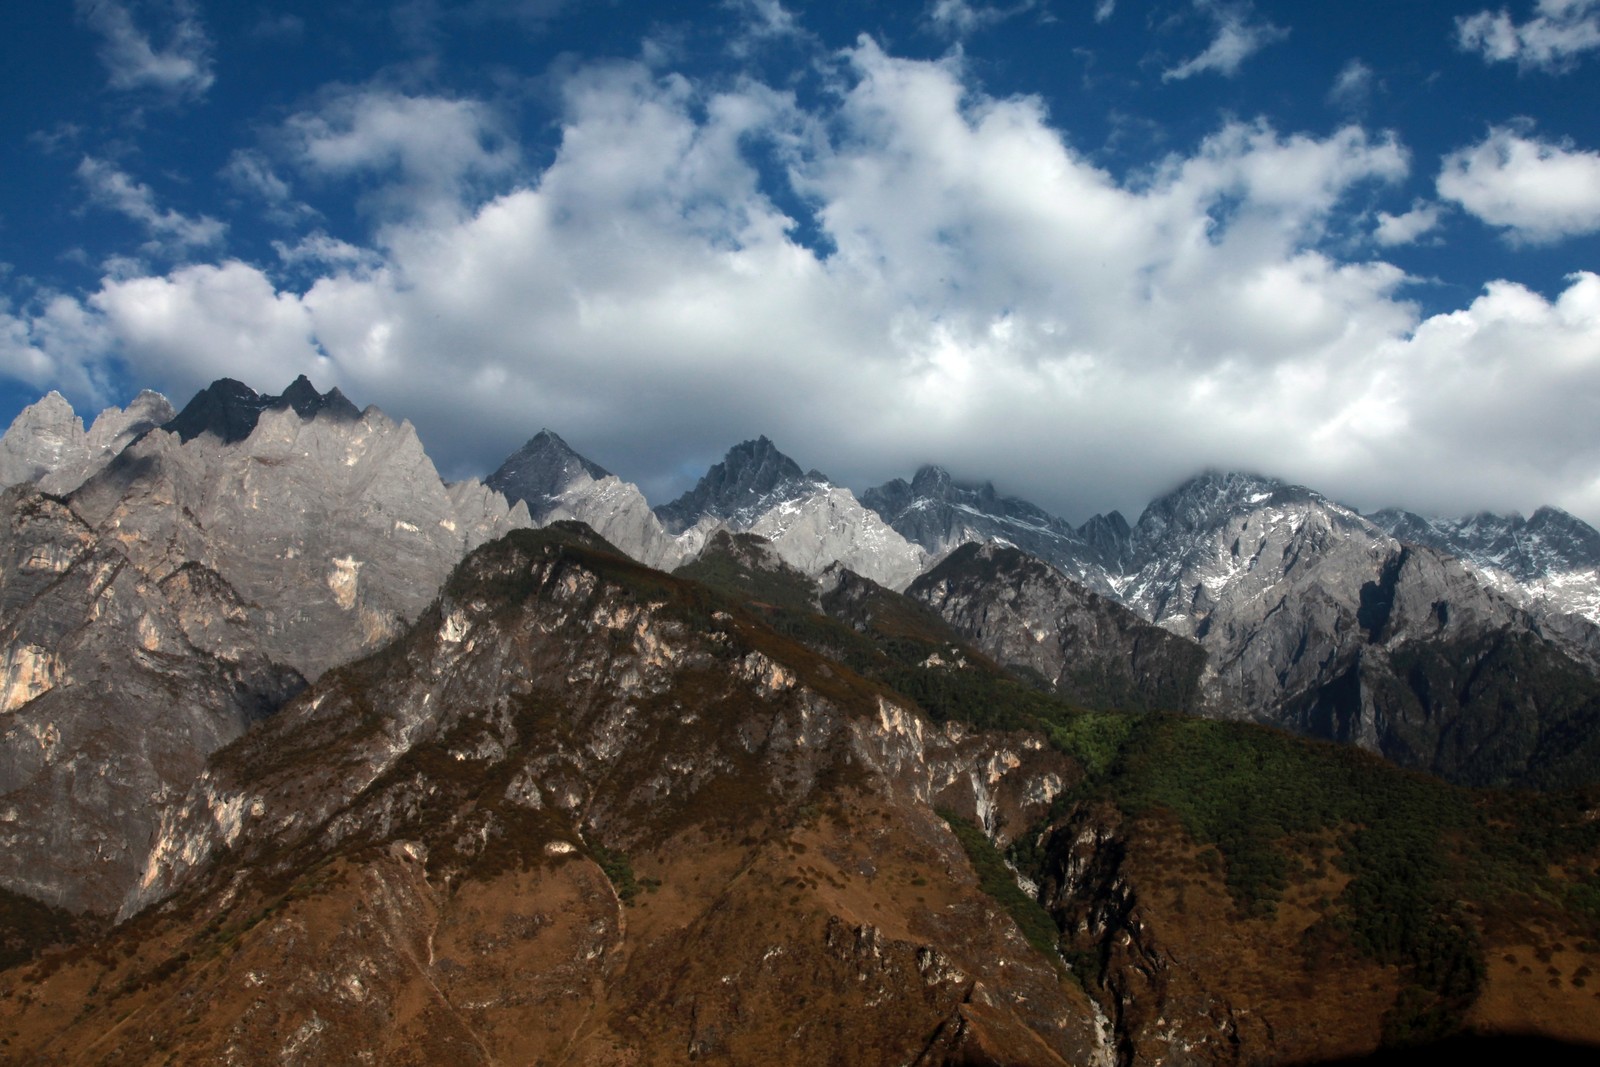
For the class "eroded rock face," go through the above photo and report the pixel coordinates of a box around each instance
[0,487,302,914]
[911,543,1207,714]
[0,390,176,496]
[31,527,1110,1066]
[69,398,528,680]
[1372,505,1600,626]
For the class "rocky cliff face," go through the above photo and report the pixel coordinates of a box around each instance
[0,390,175,496]
[910,543,1207,714]
[13,525,1110,1066]
[68,393,527,680]
[0,380,533,915]
[0,487,302,914]
[1371,505,1600,625]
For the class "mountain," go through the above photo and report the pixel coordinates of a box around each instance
[485,428,613,519]
[7,526,1600,1063]
[0,379,530,916]
[96,525,1107,1064]
[69,383,527,680]
[0,389,175,495]
[862,465,1122,592]
[654,435,827,533]
[487,429,705,571]
[1370,505,1600,625]
[910,542,1207,714]
[161,374,360,444]
[0,486,303,913]
[650,437,928,589]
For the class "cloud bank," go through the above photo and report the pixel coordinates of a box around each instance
[4,38,1600,527]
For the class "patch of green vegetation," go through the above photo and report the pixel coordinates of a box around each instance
[1047,712,1136,779]
[937,810,1060,961]
[590,845,640,904]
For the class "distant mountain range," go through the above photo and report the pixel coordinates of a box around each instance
[3,377,1600,1064]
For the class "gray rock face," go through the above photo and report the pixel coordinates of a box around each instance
[0,390,175,496]
[909,542,1206,713]
[0,378,539,914]
[862,465,1120,593]
[69,394,528,681]
[486,429,612,521]
[743,484,928,591]
[654,436,826,533]
[0,487,302,914]
[1370,505,1600,625]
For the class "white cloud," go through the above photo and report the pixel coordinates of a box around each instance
[89,262,330,390]
[1163,0,1288,81]
[1373,201,1443,246]
[1457,0,1600,72]
[77,156,226,253]
[1437,126,1600,242]
[1095,0,1116,23]
[726,0,800,40]
[11,41,1600,525]
[75,0,213,100]
[281,89,519,222]
[925,0,1036,39]
[1327,58,1374,111]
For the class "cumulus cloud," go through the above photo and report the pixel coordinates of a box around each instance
[75,0,213,100]
[1457,0,1600,72]
[1372,201,1443,245]
[1163,0,1288,81]
[77,156,226,253]
[1095,1,1116,23]
[1437,126,1600,242]
[7,40,1600,525]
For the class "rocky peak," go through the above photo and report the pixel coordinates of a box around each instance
[485,429,613,521]
[163,376,357,445]
[1131,470,1304,547]
[860,463,1111,594]
[654,435,827,533]
[1368,504,1600,623]
[1077,510,1133,572]
[0,392,88,488]
[910,463,956,497]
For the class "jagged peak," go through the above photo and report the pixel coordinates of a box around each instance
[164,376,361,445]
[484,429,613,521]
[653,435,828,533]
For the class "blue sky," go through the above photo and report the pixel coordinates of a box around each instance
[3,0,1600,524]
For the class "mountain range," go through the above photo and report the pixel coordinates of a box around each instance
[1,377,1599,1064]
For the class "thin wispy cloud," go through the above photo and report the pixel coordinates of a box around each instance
[1327,58,1374,111]
[1458,0,1600,72]
[76,156,225,252]
[75,0,214,100]
[925,0,1038,40]
[1163,0,1288,82]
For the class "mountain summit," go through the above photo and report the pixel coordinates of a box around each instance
[163,375,359,444]
[486,429,613,522]
[654,436,827,533]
